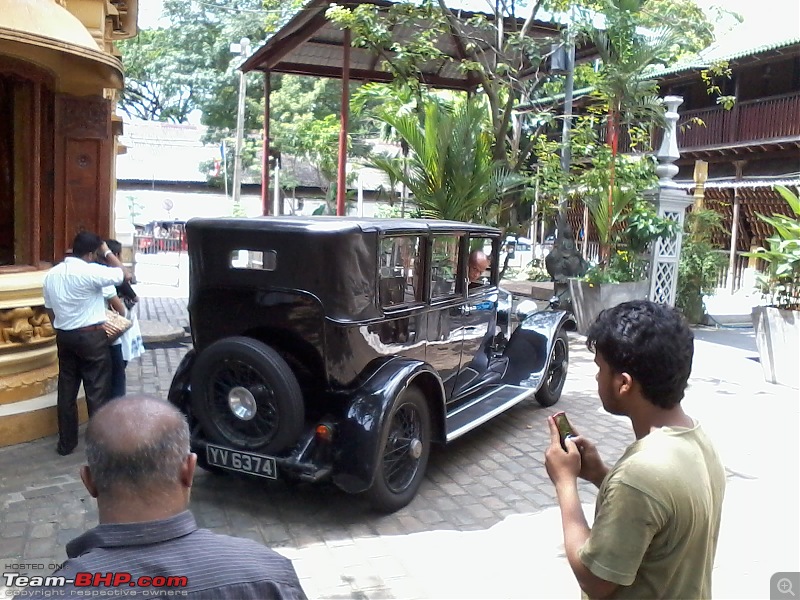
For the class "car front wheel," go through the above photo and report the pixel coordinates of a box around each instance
[535,329,569,407]
[365,386,431,513]
[190,337,305,454]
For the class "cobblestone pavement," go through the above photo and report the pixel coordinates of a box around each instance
[1,296,798,599]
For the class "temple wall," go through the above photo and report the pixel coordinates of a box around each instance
[0,0,137,446]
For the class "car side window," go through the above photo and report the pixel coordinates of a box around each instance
[379,236,422,307]
[430,236,460,299]
[230,249,276,271]
[467,237,494,293]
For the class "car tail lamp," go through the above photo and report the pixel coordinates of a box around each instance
[315,423,333,442]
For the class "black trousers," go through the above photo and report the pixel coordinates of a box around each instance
[55,328,112,453]
[109,343,127,399]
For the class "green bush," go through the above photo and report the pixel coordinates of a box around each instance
[676,208,726,324]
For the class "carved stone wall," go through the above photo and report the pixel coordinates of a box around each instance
[0,271,57,398]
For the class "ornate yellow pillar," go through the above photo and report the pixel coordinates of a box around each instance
[0,271,88,446]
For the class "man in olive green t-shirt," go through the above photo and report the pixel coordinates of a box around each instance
[545,300,726,599]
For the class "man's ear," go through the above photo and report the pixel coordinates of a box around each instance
[618,371,635,396]
[80,466,99,498]
[180,453,197,488]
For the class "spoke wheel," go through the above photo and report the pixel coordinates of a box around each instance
[208,362,279,448]
[365,386,431,513]
[191,337,304,453]
[535,330,569,407]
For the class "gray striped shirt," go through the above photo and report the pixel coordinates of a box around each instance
[26,510,306,599]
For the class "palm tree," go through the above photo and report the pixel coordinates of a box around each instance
[369,98,521,222]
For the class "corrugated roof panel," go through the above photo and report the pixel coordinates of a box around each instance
[649,21,800,79]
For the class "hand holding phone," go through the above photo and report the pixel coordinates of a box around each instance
[552,411,575,452]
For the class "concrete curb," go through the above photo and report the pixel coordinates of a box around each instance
[139,319,186,343]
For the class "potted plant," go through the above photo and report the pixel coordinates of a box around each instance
[569,180,678,334]
[744,185,800,388]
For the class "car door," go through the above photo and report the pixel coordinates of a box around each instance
[366,235,427,363]
[449,235,499,399]
[425,234,464,398]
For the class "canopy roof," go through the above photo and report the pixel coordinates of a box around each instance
[242,0,593,90]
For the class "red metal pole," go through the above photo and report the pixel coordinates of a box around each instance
[262,71,271,216]
[336,29,351,217]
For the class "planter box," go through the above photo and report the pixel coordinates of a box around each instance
[752,306,800,389]
[569,279,650,335]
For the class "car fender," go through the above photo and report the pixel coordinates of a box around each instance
[168,349,196,412]
[501,310,575,390]
[332,357,445,494]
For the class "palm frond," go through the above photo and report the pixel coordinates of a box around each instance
[369,98,512,222]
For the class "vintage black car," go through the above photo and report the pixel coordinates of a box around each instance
[168,217,574,512]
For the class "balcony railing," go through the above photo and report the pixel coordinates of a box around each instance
[538,91,800,154]
[677,91,800,149]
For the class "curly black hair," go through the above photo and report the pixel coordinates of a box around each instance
[586,300,694,409]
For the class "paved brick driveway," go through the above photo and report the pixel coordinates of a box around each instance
[1,296,797,599]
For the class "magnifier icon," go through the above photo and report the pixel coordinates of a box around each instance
[778,578,796,596]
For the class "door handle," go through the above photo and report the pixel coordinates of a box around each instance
[449,305,473,317]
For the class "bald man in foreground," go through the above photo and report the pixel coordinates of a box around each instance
[28,395,306,599]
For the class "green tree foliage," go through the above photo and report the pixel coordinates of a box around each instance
[117,28,196,121]
[117,0,302,126]
[327,0,587,229]
[270,76,365,189]
[533,108,677,283]
[638,0,714,59]
[582,0,682,262]
[119,0,372,193]
[369,98,521,222]
[676,208,727,323]
[327,0,708,229]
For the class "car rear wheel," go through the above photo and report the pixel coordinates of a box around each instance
[191,337,304,454]
[535,330,569,407]
[365,386,431,513]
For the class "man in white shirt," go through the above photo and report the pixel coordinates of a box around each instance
[43,232,133,456]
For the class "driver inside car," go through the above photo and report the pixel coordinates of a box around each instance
[468,249,490,288]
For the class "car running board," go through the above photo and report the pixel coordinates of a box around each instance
[445,384,535,442]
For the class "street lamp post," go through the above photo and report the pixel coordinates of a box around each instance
[231,37,251,214]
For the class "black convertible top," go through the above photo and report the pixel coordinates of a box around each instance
[186,216,500,236]
[186,216,500,323]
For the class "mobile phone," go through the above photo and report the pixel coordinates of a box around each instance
[553,411,575,451]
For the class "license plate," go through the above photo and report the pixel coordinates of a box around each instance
[205,444,277,479]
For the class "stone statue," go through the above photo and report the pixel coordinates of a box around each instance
[0,307,36,344]
[30,308,55,339]
[0,307,55,344]
[545,222,589,283]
